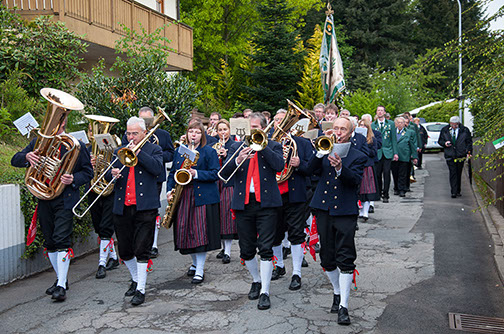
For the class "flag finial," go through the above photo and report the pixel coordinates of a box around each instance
[326,2,334,16]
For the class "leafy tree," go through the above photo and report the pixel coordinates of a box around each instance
[0,5,87,97]
[417,100,459,123]
[243,0,306,112]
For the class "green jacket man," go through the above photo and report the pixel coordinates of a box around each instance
[371,119,399,160]
[396,127,419,162]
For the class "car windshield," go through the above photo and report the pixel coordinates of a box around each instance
[426,124,445,132]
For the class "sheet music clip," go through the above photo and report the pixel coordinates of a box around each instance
[230,118,251,137]
[178,143,197,162]
[94,134,118,152]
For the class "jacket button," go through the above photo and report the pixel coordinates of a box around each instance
[264,190,267,193]
[197,186,200,189]
[118,198,121,201]
[334,196,337,199]
[324,191,327,194]
[334,186,337,189]
[241,168,244,171]
[292,188,295,191]
[139,182,143,186]
[119,187,123,190]
[263,178,267,181]
[198,194,201,196]
[239,192,242,195]
[329,172,331,176]
[326,181,329,185]
[140,193,143,196]
[263,166,266,169]
[334,205,338,209]
[240,180,243,183]
[139,171,142,174]
[322,200,325,203]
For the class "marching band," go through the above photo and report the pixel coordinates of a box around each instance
[11,89,406,326]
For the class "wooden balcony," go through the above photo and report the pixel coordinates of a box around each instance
[2,0,193,71]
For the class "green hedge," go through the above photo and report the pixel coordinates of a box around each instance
[417,100,459,123]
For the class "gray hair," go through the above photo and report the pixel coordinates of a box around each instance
[127,116,146,130]
[394,116,405,123]
[450,116,460,123]
[336,116,354,133]
[313,103,325,111]
[249,112,267,128]
[361,114,372,122]
[276,109,287,115]
[138,106,154,117]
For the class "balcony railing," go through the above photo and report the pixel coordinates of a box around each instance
[2,0,193,70]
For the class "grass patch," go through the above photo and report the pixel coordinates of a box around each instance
[0,135,30,184]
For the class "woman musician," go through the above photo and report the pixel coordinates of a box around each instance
[213,119,239,264]
[167,120,221,284]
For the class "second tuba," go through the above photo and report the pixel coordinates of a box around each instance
[25,88,84,200]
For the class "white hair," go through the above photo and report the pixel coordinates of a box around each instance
[450,116,460,123]
[138,106,154,117]
[127,116,146,130]
[361,114,372,122]
[276,109,287,115]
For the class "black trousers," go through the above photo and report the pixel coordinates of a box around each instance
[446,158,464,195]
[89,192,115,239]
[113,206,157,262]
[235,197,277,261]
[417,149,423,167]
[391,161,409,193]
[375,157,392,198]
[273,194,306,247]
[38,195,73,251]
[315,210,357,272]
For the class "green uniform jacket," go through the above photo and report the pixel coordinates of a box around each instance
[407,123,420,149]
[396,128,418,162]
[372,119,398,160]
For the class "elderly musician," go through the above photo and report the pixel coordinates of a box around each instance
[11,117,93,302]
[167,120,221,284]
[122,107,174,259]
[108,117,163,306]
[270,111,314,290]
[220,112,284,310]
[214,119,238,264]
[308,117,367,325]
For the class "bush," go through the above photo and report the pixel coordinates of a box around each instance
[417,100,459,123]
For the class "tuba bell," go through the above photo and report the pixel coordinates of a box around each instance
[25,88,84,200]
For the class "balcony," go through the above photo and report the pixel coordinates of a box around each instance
[2,0,193,71]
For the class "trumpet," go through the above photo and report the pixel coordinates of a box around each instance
[314,133,340,155]
[217,120,274,183]
[72,111,170,218]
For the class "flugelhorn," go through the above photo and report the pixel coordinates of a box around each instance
[314,133,339,155]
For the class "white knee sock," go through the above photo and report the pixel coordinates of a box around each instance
[223,240,232,256]
[195,252,206,277]
[272,245,284,268]
[282,233,290,248]
[152,224,159,249]
[56,251,70,288]
[259,259,273,295]
[48,251,58,277]
[362,201,370,218]
[370,201,375,207]
[109,240,118,260]
[245,257,261,283]
[339,271,353,309]
[190,253,197,269]
[99,239,110,266]
[124,258,138,282]
[291,243,303,277]
[136,262,148,293]
[325,269,340,295]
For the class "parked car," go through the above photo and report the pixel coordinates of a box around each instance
[423,122,448,149]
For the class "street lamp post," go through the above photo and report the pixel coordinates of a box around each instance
[457,0,463,123]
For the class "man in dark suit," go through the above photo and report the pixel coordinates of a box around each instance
[11,117,93,302]
[391,117,418,197]
[108,117,163,306]
[220,112,284,310]
[308,117,367,325]
[438,116,472,198]
[414,117,428,169]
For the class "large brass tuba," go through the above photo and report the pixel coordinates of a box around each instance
[162,143,200,229]
[25,88,84,200]
[86,115,121,197]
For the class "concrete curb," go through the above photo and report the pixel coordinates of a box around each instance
[471,176,504,284]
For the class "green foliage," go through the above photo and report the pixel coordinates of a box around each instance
[0,5,87,97]
[0,137,28,184]
[417,100,459,123]
[76,24,200,138]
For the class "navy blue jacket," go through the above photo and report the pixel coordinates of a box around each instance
[122,128,174,183]
[106,141,163,215]
[308,146,367,216]
[11,138,93,209]
[363,137,379,167]
[219,137,238,188]
[372,130,383,163]
[351,132,369,158]
[167,144,220,207]
[221,140,284,210]
[282,136,314,203]
[205,133,218,145]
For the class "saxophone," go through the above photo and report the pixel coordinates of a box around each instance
[162,142,200,229]
[25,88,83,200]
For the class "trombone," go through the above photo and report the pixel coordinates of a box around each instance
[217,121,274,183]
[72,110,170,218]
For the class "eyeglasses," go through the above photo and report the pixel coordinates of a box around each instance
[126,132,140,136]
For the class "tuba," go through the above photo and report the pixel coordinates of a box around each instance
[25,88,84,200]
[86,115,121,197]
[162,142,200,229]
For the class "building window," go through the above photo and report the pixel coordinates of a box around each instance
[156,0,164,14]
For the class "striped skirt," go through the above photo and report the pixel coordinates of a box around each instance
[359,166,379,201]
[219,181,238,239]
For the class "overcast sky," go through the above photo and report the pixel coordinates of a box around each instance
[484,0,504,31]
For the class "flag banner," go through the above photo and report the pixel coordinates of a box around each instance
[320,8,345,104]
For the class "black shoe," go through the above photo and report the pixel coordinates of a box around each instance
[271,266,286,280]
[362,216,369,222]
[302,257,309,267]
[187,266,196,277]
[95,265,106,279]
[248,282,261,300]
[331,294,341,313]
[51,286,66,302]
[394,190,399,195]
[369,206,374,213]
[382,198,389,203]
[125,281,138,296]
[337,306,351,325]
[289,275,302,290]
[257,293,271,310]
[216,249,224,259]
[457,193,462,197]
[282,247,291,260]
[451,194,457,198]
[191,275,204,284]
[105,258,120,270]
[405,188,411,192]
[150,247,159,259]
[46,280,68,295]
[399,192,405,197]
[222,254,231,264]
[131,290,145,306]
